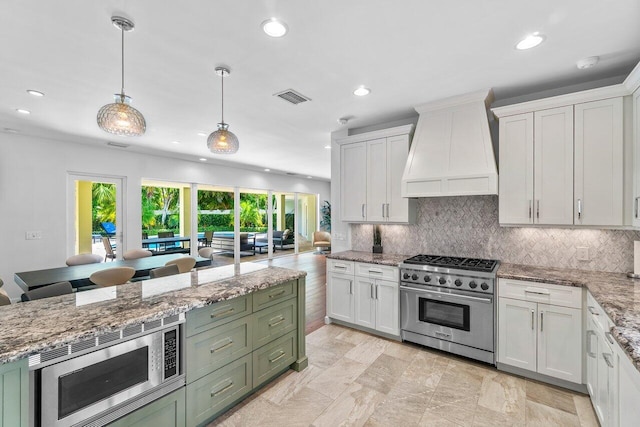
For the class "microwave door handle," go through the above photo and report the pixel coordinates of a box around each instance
[400,286,492,303]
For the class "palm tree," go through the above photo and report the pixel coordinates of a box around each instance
[92,183,116,224]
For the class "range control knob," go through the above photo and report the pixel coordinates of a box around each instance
[439,277,447,285]
[481,282,489,291]
[411,274,419,281]
[403,273,410,280]
[454,279,462,287]
[469,281,477,289]
[424,275,432,282]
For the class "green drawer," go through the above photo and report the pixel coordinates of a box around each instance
[252,281,297,312]
[108,388,185,427]
[186,354,252,427]
[252,331,297,388]
[252,298,296,349]
[186,295,251,337]
[186,316,252,384]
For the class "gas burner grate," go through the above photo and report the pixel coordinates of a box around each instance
[404,255,498,272]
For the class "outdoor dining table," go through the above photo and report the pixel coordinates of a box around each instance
[14,254,212,291]
[142,235,208,253]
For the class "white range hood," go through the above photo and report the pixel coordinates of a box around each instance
[401,89,498,197]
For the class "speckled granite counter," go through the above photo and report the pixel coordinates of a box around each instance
[0,263,305,365]
[327,250,409,267]
[498,263,640,373]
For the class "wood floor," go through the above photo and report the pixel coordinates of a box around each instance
[256,251,327,334]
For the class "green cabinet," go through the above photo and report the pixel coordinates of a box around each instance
[252,280,297,311]
[252,298,297,348]
[186,295,250,337]
[107,388,186,427]
[253,331,297,388]
[0,359,28,427]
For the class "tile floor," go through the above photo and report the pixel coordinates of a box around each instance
[211,324,599,427]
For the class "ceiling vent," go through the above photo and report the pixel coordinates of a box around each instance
[107,141,129,148]
[286,172,297,176]
[274,89,311,105]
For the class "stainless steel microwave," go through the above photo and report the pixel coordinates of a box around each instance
[38,325,183,427]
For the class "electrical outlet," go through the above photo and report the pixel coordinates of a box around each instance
[577,246,589,261]
[25,231,42,240]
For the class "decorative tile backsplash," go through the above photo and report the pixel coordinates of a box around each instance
[351,195,640,273]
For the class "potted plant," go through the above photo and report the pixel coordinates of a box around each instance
[373,225,383,253]
[320,201,331,231]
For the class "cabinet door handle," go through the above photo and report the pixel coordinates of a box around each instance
[605,331,615,345]
[349,279,353,295]
[211,381,234,397]
[386,203,390,218]
[211,307,235,318]
[529,200,532,219]
[587,306,599,316]
[540,311,544,332]
[577,199,582,220]
[211,339,234,353]
[382,204,385,218]
[586,331,596,358]
[370,283,375,299]
[636,197,639,219]
[375,284,378,300]
[531,310,535,330]
[603,353,614,368]
[362,204,365,218]
[536,200,540,219]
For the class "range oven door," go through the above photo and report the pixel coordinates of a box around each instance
[400,285,494,352]
[40,329,173,427]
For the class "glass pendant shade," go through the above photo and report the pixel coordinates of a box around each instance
[97,94,146,136]
[207,123,239,154]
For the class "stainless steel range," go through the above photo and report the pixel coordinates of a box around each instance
[400,255,500,365]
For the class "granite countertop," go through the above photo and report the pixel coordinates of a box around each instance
[327,250,410,267]
[498,263,640,373]
[0,263,305,365]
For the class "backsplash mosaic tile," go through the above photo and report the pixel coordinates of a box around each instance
[350,195,640,273]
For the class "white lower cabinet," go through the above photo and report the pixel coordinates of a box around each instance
[327,260,399,337]
[497,279,582,384]
[618,344,640,427]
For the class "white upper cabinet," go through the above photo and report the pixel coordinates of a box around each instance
[632,88,640,227]
[574,98,624,226]
[338,125,416,223]
[340,142,367,222]
[494,88,626,227]
[534,106,574,225]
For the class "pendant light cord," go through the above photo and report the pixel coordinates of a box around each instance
[121,25,125,96]
[220,72,224,124]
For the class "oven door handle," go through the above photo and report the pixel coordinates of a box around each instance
[400,286,493,303]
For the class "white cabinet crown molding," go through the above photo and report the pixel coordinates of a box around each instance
[335,124,414,145]
[624,61,640,94]
[414,89,495,113]
[492,84,630,118]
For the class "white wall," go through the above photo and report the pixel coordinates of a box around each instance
[0,133,330,299]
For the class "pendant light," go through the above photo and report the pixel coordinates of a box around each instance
[97,16,146,137]
[207,67,239,154]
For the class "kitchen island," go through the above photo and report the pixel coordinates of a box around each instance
[0,262,307,426]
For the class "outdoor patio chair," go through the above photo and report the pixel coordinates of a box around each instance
[165,256,196,273]
[89,267,135,287]
[102,237,116,261]
[100,221,116,237]
[21,281,73,302]
[149,264,180,279]
[123,249,153,260]
[158,231,179,250]
[198,247,215,259]
[66,253,102,266]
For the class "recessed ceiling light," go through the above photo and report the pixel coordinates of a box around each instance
[306,176,312,179]
[3,128,19,133]
[16,108,30,114]
[516,33,545,50]
[199,158,207,162]
[264,168,271,172]
[577,56,599,69]
[171,140,181,144]
[197,132,207,137]
[26,90,44,97]
[353,86,371,96]
[324,145,331,149]
[262,18,288,37]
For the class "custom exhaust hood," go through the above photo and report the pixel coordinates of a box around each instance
[401,89,498,197]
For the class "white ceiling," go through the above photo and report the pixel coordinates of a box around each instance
[1,0,639,179]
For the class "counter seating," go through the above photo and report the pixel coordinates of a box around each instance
[122,249,153,260]
[0,279,10,306]
[21,281,73,302]
[165,256,196,273]
[66,253,102,266]
[89,267,135,288]
[149,264,180,279]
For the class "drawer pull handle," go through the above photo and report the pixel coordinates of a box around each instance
[211,381,234,397]
[211,307,235,318]
[211,340,234,353]
[269,351,286,363]
[269,316,285,327]
[334,265,347,269]
[605,331,615,345]
[603,353,614,369]
[587,306,599,316]
[524,288,550,296]
[269,289,286,299]
[368,270,382,274]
